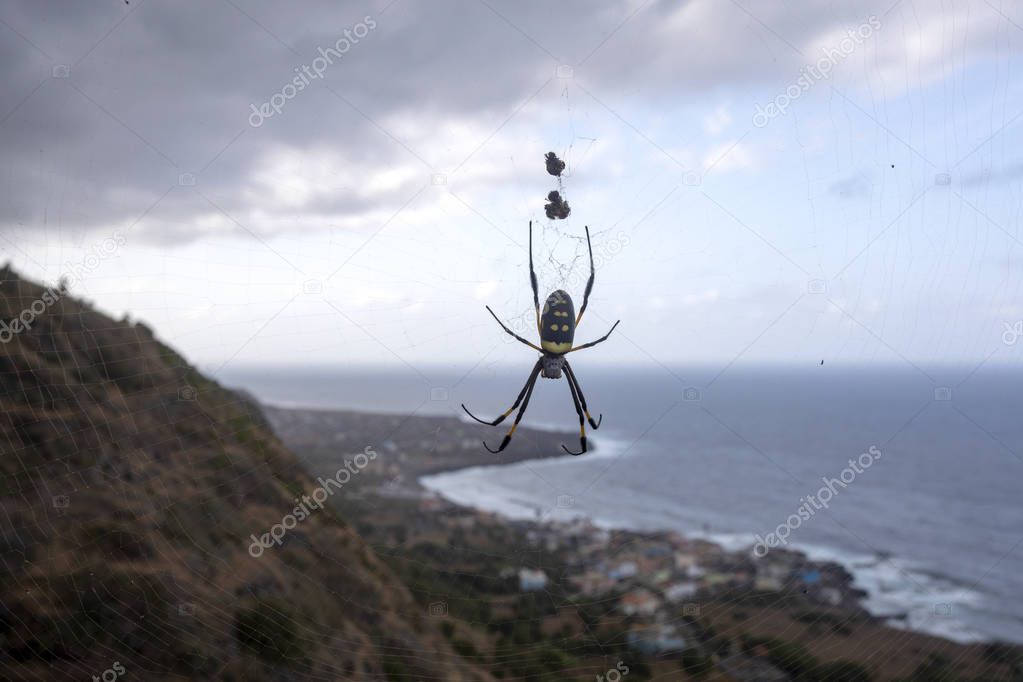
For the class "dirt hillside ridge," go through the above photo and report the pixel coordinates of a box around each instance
[0,265,492,681]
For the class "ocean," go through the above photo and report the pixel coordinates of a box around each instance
[220,363,1023,645]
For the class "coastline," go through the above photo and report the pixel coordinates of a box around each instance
[262,403,1023,679]
[418,440,994,646]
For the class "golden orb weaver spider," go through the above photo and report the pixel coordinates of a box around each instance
[462,222,620,455]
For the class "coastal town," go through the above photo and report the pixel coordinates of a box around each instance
[420,490,867,653]
[266,404,1023,680]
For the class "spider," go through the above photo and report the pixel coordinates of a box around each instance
[462,222,620,455]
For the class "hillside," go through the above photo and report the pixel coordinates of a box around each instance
[0,265,491,681]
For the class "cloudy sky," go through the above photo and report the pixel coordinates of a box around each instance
[2,0,1023,378]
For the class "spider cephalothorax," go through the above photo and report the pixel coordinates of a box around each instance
[462,222,620,455]
[541,353,566,379]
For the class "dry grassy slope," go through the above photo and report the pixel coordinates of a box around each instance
[0,266,491,682]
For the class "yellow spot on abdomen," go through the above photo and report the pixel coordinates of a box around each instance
[561,325,569,331]
[550,324,559,331]
[541,340,573,353]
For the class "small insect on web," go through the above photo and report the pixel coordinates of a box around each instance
[544,151,570,220]
[545,151,566,177]
[545,191,570,220]
[539,150,584,281]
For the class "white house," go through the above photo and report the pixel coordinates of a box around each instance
[518,568,548,592]
[664,581,698,602]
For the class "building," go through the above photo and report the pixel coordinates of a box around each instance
[620,589,660,617]
[651,569,672,585]
[755,575,783,591]
[570,571,615,597]
[518,568,548,592]
[798,569,821,585]
[702,572,729,587]
[664,581,698,602]
[819,587,843,606]
[418,496,445,512]
[675,551,707,578]
[627,624,687,655]
[608,561,638,581]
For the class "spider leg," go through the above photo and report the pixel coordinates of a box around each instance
[483,367,540,453]
[564,360,602,429]
[486,306,543,352]
[462,359,542,426]
[561,369,588,455]
[529,221,540,335]
[575,226,596,327]
[566,319,620,354]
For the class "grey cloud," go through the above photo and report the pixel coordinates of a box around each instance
[0,0,1001,243]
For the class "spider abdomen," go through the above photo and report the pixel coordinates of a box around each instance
[540,290,575,354]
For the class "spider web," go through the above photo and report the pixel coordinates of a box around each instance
[3,5,1023,680]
